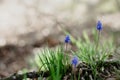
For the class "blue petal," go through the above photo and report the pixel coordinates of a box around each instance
[97,20,102,31]
[71,56,79,67]
[65,35,70,43]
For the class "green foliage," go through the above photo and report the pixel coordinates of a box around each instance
[71,29,115,79]
[34,28,115,79]
[36,47,69,80]
[23,70,27,80]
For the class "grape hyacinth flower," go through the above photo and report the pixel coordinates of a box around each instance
[64,35,70,51]
[71,56,79,67]
[96,20,102,31]
[64,35,70,43]
[71,56,79,80]
[96,20,102,50]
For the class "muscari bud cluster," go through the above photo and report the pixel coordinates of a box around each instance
[64,35,70,43]
[96,20,102,31]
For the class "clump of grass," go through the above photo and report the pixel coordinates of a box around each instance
[36,47,69,80]
[71,20,115,79]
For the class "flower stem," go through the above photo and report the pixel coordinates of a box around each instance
[95,30,101,51]
[65,43,68,51]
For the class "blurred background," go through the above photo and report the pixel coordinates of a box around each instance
[0,0,120,77]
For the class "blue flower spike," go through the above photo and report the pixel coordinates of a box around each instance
[97,20,102,31]
[71,56,79,67]
[65,35,70,43]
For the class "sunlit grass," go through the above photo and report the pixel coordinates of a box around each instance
[71,29,115,79]
[35,47,69,80]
